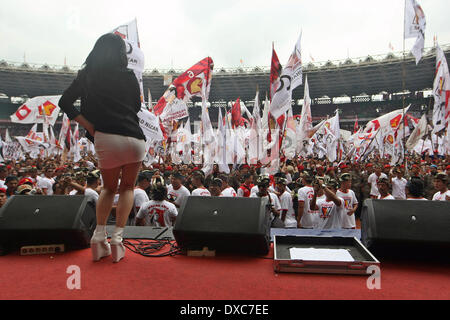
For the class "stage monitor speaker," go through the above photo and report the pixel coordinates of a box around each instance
[361,199,450,260]
[173,196,271,255]
[0,195,96,253]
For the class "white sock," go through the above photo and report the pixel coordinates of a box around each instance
[95,225,107,234]
[113,227,124,236]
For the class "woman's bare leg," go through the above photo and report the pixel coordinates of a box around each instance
[115,162,141,228]
[96,166,121,226]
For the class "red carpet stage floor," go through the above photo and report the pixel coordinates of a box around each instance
[1,244,449,300]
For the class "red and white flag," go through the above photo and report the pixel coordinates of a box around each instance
[432,45,450,133]
[364,106,410,134]
[269,33,303,119]
[10,96,61,125]
[58,113,72,150]
[406,114,428,150]
[154,57,214,124]
[404,0,426,65]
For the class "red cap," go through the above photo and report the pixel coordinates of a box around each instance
[297,165,304,171]
[366,163,373,168]
[0,188,6,193]
[340,164,348,169]
[192,167,200,171]
[412,164,418,168]
[55,167,65,172]
[18,178,33,186]
[384,165,391,169]
[166,166,173,171]
[446,165,450,170]
[7,165,12,170]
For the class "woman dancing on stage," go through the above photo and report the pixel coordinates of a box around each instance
[59,33,146,263]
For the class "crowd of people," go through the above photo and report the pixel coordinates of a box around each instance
[0,152,449,230]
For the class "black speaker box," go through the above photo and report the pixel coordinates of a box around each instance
[0,196,96,253]
[173,196,271,255]
[361,199,450,260]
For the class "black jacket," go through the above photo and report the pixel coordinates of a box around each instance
[59,68,145,143]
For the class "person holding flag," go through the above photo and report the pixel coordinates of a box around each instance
[59,33,146,263]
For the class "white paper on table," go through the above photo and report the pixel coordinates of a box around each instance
[289,248,355,262]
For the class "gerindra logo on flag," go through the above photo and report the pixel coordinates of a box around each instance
[187,77,203,95]
[38,100,57,117]
[390,114,402,129]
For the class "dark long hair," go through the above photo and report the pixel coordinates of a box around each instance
[84,33,128,74]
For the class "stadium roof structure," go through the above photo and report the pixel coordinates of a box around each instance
[0,45,449,104]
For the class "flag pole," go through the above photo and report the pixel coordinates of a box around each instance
[402,0,408,167]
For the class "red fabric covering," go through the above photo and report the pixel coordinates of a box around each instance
[0,246,448,300]
[231,98,243,128]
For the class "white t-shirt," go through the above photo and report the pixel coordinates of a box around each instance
[250,192,281,221]
[392,177,407,199]
[250,185,291,196]
[84,187,99,205]
[133,188,149,215]
[250,185,278,197]
[298,186,317,229]
[136,200,178,227]
[220,187,237,197]
[0,179,6,189]
[167,184,191,208]
[316,197,345,230]
[368,173,387,197]
[279,191,296,228]
[69,189,80,196]
[432,190,450,201]
[191,188,211,197]
[37,177,55,195]
[336,189,358,229]
[378,194,396,200]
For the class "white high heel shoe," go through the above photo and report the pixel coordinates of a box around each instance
[110,228,125,263]
[90,227,111,262]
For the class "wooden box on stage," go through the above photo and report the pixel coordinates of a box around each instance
[273,236,380,275]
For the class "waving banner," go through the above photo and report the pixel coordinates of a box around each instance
[10,96,61,125]
[137,108,164,142]
[404,0,426,64]
[269,33,303,119]
[154,57,214,123]
[432,45,450,133]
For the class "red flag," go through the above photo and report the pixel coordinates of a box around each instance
[231,98,243,128]
[270,45,282,102]
[268,45,282,145]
